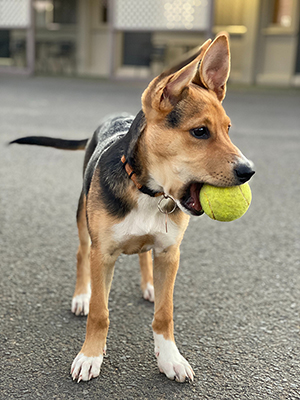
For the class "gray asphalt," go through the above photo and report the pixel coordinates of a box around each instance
[1,75,300,400]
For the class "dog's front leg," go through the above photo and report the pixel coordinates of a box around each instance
[152,245,194,382]
[71,244,116,382]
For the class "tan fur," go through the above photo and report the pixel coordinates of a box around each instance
[80,243,114,357]
[139,251,154,294]
[151,216,190,341]
[152,245,180,341]
[141,87,239,203]
[73,195,90,298]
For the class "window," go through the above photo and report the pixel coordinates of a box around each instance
[272,0,293,27]
[53,0,77,25]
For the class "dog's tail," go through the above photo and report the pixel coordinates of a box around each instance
[9,136,89,150]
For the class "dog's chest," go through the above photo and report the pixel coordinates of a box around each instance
[112,195,179,254]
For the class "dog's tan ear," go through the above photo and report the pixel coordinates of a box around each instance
[142,39,211,114]
[159,55,202,111]
[199,35,230,102]
[161,38,211,77]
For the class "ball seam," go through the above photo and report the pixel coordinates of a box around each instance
[238,185,250,206]
[202,191,216,220]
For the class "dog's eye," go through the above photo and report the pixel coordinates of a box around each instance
[190,126,210,139]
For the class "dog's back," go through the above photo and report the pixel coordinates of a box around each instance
[85,113,133,167]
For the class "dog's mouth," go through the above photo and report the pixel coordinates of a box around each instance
[180,182,204,216]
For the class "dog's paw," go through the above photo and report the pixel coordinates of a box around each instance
[143,282,154,302]
[71,292,91,316]
[71,352,103,382]
[154,333,194,383]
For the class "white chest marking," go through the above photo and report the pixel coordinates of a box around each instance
[112,195,179,253]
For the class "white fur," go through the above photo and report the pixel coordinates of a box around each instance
[71,284,91,316]
[153,332,194,382]
[113,195,179,254]
[143,282,154,302]
[71,352,103,382]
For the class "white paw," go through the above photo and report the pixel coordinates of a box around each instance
[143,282,154,302]
[71,291,91,316]
[71,352,103,382]
[154,333,194,382]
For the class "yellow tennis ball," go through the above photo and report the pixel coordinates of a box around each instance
[200,183,252,222]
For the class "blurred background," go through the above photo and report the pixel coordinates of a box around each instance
[1,2,300,398]
[0,0,299,86]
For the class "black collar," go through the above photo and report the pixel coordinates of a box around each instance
[121,155,164,198]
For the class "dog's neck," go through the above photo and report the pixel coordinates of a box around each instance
[121,110,164,198]
[121,155,164,197]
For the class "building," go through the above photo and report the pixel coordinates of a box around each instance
[0,0,299,86]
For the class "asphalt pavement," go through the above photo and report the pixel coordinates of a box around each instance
[1,75,300,400]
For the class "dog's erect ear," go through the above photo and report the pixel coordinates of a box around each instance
[159,55,202,111]
[142,39,211,114]
[199,35,230,102]
[160,38,211,77]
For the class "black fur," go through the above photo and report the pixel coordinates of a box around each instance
[166,107,182,128]
[10,136,88,150]
[123,110,146,173]
[98,141,134,219]
[83,114,134,198]
[97,112,147,218]
[83,112,146,218]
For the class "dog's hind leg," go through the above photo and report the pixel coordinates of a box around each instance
[139,251,154,302]
[71,191,91,316]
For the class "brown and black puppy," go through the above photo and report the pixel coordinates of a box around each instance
[11,35,254,383]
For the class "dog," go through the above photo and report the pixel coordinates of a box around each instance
[10,35,255,383]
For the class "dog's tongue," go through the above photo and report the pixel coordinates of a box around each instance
[188,183,202,212]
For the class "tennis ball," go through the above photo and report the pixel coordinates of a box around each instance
[200,183,252,222]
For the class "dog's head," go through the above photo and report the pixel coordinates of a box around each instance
[140,35,254,216]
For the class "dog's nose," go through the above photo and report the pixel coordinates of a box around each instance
[234,164,255,184]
